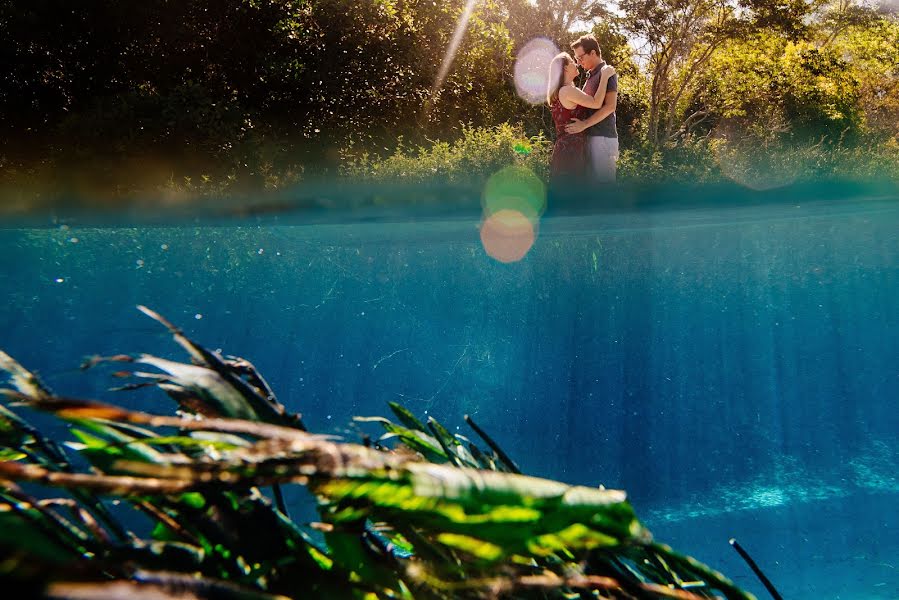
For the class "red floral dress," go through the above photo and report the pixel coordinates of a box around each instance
[550,99,587,179]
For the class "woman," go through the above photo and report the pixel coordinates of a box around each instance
[546,52,615,179]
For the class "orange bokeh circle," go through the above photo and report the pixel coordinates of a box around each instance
[479,209,536,263]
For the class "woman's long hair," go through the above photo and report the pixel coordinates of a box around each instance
[546,52,571,107]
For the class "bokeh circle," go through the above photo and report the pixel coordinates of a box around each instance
[514,38,560,105]
[480,209,536,263]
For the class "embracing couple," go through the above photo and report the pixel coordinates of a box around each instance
[547,34,618,185]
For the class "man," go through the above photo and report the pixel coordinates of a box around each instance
[567,35,618,183]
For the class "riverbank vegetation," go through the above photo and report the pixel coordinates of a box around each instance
[1,1,897,204]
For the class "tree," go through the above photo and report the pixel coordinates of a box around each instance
[817,1,899,136]
[497,0,607,49]
[740,0,822,39]
[619,0,743,145]
[0,0,522,192]
[617,0,829,146]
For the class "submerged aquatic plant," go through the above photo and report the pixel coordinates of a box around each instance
[0,307,756,599]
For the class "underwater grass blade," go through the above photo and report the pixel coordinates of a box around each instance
[0,461,197,495]
[730,538,782,600]
[426,418,464,468]
[2,392,314,443]
[356,415,446,462]
[135,355,262,421]
[0,382,131,543]
[463,414,520,474]
[0,350,54,401]
[388,401,428,432]
[45,574,293,600]
[137,306,304,429]
[0,492,93,561]
[650,542,758,600]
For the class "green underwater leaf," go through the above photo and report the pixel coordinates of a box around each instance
[178,492,207,509]
[0,449,26,462]
[315,464,644,564]
[69,420,166,473]
[435,533,503,561]
[0,410,28,448]
[0,506,82,563]
[379,422,446,462]
[526,523,619,556]
[387,401,427,431]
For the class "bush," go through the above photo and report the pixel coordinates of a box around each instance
[708,133,899,188]
[341,123,551,186]
[618,133,899,187]
[618,137,722,185]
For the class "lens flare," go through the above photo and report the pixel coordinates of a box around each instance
[480,209,535,263]
[712,124,798,191]
[482,166,546,222]
[431,0,480,101]
[514,38,559,105]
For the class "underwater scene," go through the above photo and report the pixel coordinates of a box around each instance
[4,0,899,597]
[1,186,896,599]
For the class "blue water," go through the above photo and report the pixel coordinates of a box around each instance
[1,191,897,599]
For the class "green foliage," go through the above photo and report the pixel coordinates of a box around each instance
[618,138,723,184]
[826,17,899,136]
[1,0,897,198]
[619,131,899,186]
[701,33,787,124]
[0,307,757,599]
[342,124,551,186]
[1,0,521,197]
[699,33,865,144]
[777,41,863,141]
[651,6,899,185]
[425,1,524,136]
[742,0,816,40]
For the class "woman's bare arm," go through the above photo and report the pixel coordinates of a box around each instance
[558,66,614,109]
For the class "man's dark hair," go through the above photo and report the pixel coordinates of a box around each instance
[570,34,601,57]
